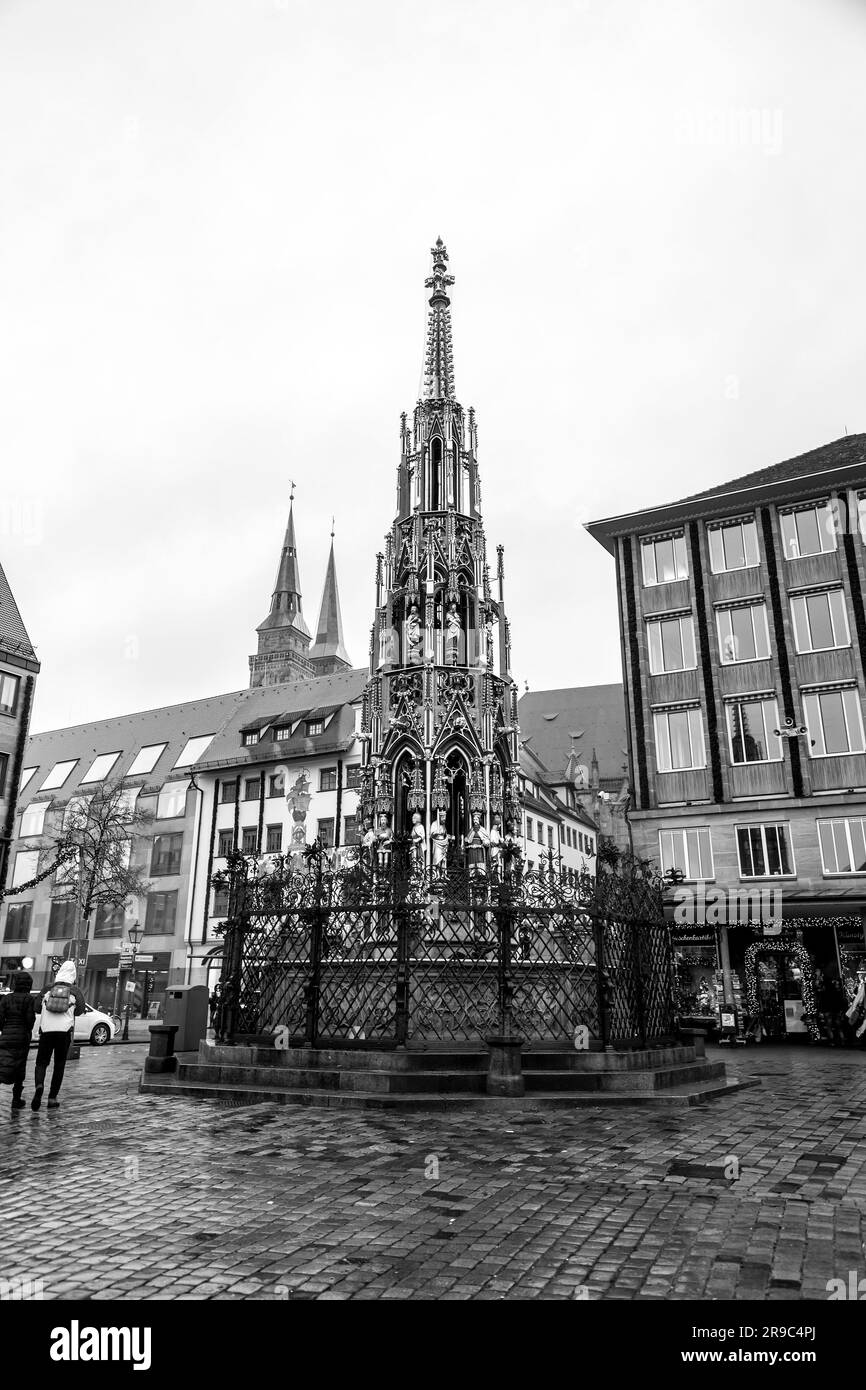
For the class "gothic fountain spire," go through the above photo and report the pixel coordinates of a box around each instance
[422,237,456,402]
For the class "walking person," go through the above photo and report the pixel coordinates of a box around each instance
[32,962,85,1111]
[0,971,36,1112]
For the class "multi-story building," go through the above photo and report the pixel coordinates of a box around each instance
[0,558,40,971]
[588,433,866,1041]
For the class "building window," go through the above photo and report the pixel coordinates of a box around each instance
[736,824,794,878]
[0,753,8,798]
[127,743,166,777]
[19,767,37,792]
[818,818,866,875]
[145,891,177,936]
[803,687,866,757]
[586,835,594,855]
[266,824,283,854]
[217,830,234,857]
[156,781,189,819]
[243,777,261,802]
[94,904,126,938]
[47,900,77,939]
[19,801,49,838]
[0,672,20,716]
[780,503,836,559]
[306,720,324,737]
[343,815,358,846]
[3,903,32,942]
[267,773,284,798]
[242,730,260,746]
[790,589,850,653]
[659,828,714,880]
[241,827,258,854]
[653,707,706,772]
[41,760,78,791]
[212,886,230,918]
[150,833,183,877]
[641,533,688,586]
[81,752,121,784]
[273,726,291,742]
[319,767,338,792]
[345,765,362,790]
[716,603,770,664]
[220,781,238,804]
[708,518,759,573]
[727,697,782,764]
[11,850,39,888]
[647,614,696,674]
[547,826,554,849]
[578,831,584,852]
[317,818,335,848]
[526,818,533,841]
[173,734,214,768]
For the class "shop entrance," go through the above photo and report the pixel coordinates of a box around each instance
[744,941,818,1042]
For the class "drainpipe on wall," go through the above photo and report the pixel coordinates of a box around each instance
[183,771,204,985]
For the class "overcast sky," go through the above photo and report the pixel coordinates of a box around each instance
[2,0,865,734]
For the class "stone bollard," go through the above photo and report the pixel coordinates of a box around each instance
[144,1023,179,1075]
[485,1035,525,1097]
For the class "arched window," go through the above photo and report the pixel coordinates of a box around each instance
[431,438,442,510]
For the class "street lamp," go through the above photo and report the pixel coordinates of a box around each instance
[121,920,143,1041]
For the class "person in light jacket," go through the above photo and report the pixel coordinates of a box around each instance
[32,961,86,1111]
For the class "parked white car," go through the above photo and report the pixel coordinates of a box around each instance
[30,999,116,1047]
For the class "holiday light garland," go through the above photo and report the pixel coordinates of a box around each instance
[743,940,820,1040]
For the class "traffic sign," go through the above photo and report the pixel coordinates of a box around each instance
[134,954,154,963]
[125,981,137,994]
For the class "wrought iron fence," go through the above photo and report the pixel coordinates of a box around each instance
[211,845,675,1050]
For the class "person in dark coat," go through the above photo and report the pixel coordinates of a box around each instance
[0,971,36,1110]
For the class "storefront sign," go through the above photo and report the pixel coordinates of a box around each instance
[672,926,716,948]
[719,1009,736,1030]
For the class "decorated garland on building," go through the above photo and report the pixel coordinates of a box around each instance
[743,940,820,1041]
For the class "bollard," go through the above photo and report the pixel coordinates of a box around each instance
[144,1023,179,1075]
[485,1034,525,1097]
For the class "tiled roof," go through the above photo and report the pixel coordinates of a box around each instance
[0,558,38,665]
[195,668,367,769]
[21,667,368,804]
[519,685,628,782]
[675,433,866,507]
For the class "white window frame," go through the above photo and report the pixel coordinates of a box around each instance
[653,706,707,772]
[802,686,866,758]
[156,780,190,820]
[658,827,714,881]
[41,760,78,790]
[716,602,771,664]
[242,731,260,747]
[707,517,760,573]
[127,743,167,777]
[19,801,49,838]
[735,823,796,879]
[640,533,688,586]
[80,751,121,784]
[0,672,20,716]
[11,849,40,887]
[790,588,850,653]
[725,696,783,765]
[173,734,214,768]
[646,613,697,674]
[779,501,836,559]
[817,817,866,876]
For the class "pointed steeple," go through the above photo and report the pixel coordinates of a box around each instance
[249,486,314,687]
[422,237,456,401]
[258,495,311,639]
[310,522,352,674]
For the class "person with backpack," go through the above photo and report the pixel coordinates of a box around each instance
[32,961,86,1111]
[0,970,37,1111]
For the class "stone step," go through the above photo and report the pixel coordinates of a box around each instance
[178,1062,488,1095]
[140,1073,756,1110]
[522,1061,725,1092]
[521,1045,697,1071]
[199,1043,493,1072]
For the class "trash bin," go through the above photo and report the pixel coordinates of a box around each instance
[162,985,209,1052]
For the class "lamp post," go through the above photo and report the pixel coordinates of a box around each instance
[121,920,143,1041]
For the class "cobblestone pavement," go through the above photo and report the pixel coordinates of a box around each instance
[1,1043,864,1301]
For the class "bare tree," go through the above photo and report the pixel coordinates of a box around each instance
[37,780,154,947]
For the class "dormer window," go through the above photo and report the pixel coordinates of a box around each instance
[273,726,291,741]
[242,730,260,747]
[306,720,324,737]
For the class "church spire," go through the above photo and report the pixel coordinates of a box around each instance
[310,521,352,675]
[249,486,314,687]
[422,237,456,401]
